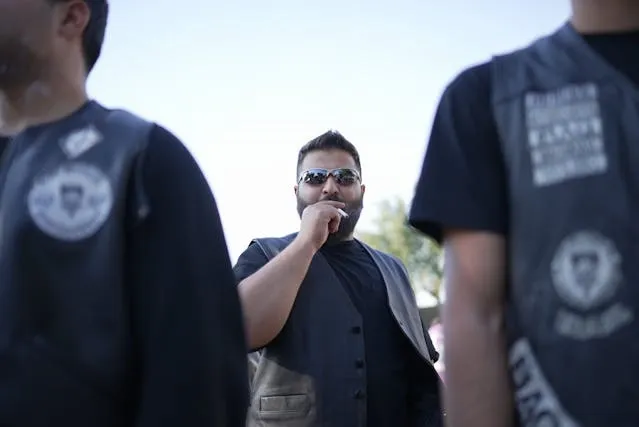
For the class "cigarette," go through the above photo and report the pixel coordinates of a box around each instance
[337,208,349,218]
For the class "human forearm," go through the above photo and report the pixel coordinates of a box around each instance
[441,231,512,427]
[238,236,316,350]
[444,305,514,427]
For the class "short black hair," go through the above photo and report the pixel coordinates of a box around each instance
[49,0,109,73]
[297,130,362,177]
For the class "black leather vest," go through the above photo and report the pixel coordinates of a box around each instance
[0,102,152,426]
[492,23,639,426]
[246,233,440,427]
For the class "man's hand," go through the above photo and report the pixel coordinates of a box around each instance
[297,201,346,251]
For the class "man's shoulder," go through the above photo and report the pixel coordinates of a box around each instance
[444,42,546,103]
[95,103,183,153]
[242,233,298,260]
[251,232,298,244]
[92,103,163,156]
[488,28,565,99]
[455,60,492,80]
[380,251,407,272]
[109,112,198,181]
[444,60,492,100]
[95,103,154,129]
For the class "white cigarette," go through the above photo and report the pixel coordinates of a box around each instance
[337,208,349,218]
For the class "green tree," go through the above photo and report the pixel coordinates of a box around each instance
[357,197,443,301]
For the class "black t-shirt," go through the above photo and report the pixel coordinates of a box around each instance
[409,30,639,243]
[234,239,436,427]
[2,104,249,426]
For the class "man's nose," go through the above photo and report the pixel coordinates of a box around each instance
[322,176,339,195]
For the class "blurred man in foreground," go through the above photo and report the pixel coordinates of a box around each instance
[409,1,639,426]
[0,1,248,425]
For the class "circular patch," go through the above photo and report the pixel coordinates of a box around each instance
[551,231,621,311]
[27,162,113,241]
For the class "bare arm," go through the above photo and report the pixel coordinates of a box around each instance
[442,230,513,427]
[238,200,344,350]
[238,236,317,350]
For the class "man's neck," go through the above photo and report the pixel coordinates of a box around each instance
[571,0,639,33]
[0,77,88,135]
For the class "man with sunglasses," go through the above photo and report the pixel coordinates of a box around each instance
[0,1,248,426]
[234,130,443,427]
[409,1,639,426]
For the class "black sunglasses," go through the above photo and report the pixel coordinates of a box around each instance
[298,168,361,186]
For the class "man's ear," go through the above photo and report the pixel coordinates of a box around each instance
[361,184,366,194]
[294,184,299,196]
[55,0,91,40]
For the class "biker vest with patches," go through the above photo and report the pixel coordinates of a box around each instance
[0,101,152,426]
[245,233,442,427]
[492,22,639,427]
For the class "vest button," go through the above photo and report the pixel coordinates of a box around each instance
[353,389,365,399]
[351,326,361,334]
[355,358,364,369]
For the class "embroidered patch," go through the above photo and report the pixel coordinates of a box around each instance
[525,83,606,187]
[59,125,102,159]
[551,231,620,310]
[551,231,633,340]
[27,162,113,241]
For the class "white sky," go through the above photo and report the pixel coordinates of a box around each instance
[88,0,570,262]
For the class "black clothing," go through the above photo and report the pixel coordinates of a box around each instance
[409,23,639,427]
[0,101,248,426]
[409,29,639,243]
[235,236,441,427]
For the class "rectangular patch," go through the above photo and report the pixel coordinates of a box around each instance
[59,125,102,159]
[525,83,606,187]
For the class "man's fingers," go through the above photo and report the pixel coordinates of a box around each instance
[328,215,341,233]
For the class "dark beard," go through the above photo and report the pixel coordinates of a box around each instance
[296,195,363,246]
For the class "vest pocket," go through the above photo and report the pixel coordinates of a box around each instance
[258,393,311,420]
